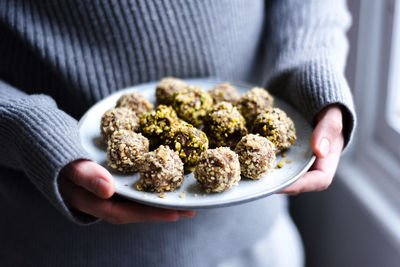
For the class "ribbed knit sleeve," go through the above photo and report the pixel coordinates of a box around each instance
[0,80,96,225]
[265,0,356,148]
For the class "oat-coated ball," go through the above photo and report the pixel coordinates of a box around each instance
[100,107,140,142]
[116,91,154,116]
[164,121,209,170]
[194,147,241,193]
[236,87,274,125]
[251,108,296,154]
[204,102,247,148]
[107,130,149,173]
[155,77,187,105]
[235,134,276,180]
[209,82,240,105]
[137,145,184,192]
[140,105,179,148]
[172,85,213,127]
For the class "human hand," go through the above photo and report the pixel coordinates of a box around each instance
[58,160,195,224]
[280,105,344,195]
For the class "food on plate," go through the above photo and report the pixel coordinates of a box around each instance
[204,102,247,148]
[235,134,276,180]
[155,77,187,105]
[164,121,209,170]
[107,130,149,172]
[194,147,241,193]
[172,85,213,127]
[100,107,140,142]
[137,145,184,192]
[251,107,296,154]
[236,87,274,125]
[98,78,297,194]
[140,105,180,148]
[209,82,240,105]
[116,91,153,116]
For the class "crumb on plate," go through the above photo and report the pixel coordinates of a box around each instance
[276,160,285,168]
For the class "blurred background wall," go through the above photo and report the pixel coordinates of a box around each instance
[290,1,400,266]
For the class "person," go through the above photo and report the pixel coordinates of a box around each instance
[0,0,355,266]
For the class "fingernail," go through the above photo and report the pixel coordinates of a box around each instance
[95,177,109,195]
[319,138,330,157]
[179,210,195,218]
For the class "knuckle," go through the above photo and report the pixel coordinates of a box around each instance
[69,163,84,183]
[317,184,329,192]
[317,178,332,191]
[289,189,301,196]
[329,120,343,137]
[89,177,100,193]
[103,202,124,225]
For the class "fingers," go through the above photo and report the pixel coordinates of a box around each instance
[279,170,328,195]
[63,160,114,199]
[311,105,343,158]
[280,132,344,195]
[59,160,196,224]
[59,177,188,224]
[280,105,345,195]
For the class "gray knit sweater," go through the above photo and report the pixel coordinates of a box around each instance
[0,0,355,266]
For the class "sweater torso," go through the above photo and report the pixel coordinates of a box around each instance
[0,1,286,266]
[1,0,266,118]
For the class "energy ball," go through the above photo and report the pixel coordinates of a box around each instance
[235,134,276,180]
[209,82,240,105]
[236,87,274,125]
[172,85,213,127]
[156,77,187,105]
[140,105,179,148]
[137,145,184,192]
[100,107,140,142]
[107,130,149,173]
[165,121,209,170]
[204,102,247,148]
[116,91,154,116]
[194,147,241,193]
[251,108,296,154]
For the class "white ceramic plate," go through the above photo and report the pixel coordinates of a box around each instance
[79,78,315,210]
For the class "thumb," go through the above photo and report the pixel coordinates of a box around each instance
[61,160,115,199]
[311,105,343,158]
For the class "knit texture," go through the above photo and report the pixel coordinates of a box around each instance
[0,0,355,266]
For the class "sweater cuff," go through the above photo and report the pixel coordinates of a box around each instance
[1,94,100,225]
[268,56,356,150]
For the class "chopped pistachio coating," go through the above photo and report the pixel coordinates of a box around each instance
[194,147,241,193]
[116,91,154,116]
[137,145,184,192]
[235,134,276,180]
[164,121,209,170]
[172,85,213,127]
[140,105,179,148]
[100,107,140,142]
[107,130,149,173]
[209,82,240,105]
[204,102,247,148]
[236,87,274,125]
[208,101,233,112]
[251,108,296,154]
[156,77,187,105]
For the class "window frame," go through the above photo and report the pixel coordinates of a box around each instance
[348,0,400,205]
[378,0,400,161]
[335,0,400,248]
